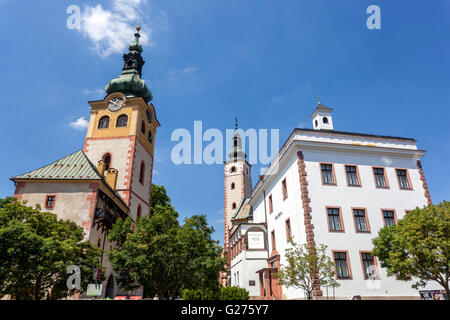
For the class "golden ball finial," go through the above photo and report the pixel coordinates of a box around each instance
[136,19,141,32]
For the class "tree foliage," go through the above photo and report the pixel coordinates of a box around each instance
[276,242,338,300]
[107,184,225,299]
[0,198,102,300]
[181,286,249,300]
[373,202,450,293]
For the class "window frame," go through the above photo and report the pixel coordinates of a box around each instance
[332,250,353,280]
[351,207,371,233]
[268,194,273,214]
[45,195,56,209]
[372,166,390,189]
[115,114,128,128]
[345,164,361,187]
[359,251,381,280]
[395,168,413,191]
[98,115,110,129]
[326,206,345,233]
[320,163,337,186]
[285,218,292,242]
[282,178,288,200]
[271,230,276,250]
[139,161,145,185]
[381,208,398,227]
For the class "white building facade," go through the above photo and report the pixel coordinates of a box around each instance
[227,103,439,300]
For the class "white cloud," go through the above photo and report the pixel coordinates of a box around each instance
[79,0,151,58]
[70,117,89,130]
[167,67,197,77]
[83,88,105,98]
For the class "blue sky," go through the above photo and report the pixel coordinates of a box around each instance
[1,0,449,245]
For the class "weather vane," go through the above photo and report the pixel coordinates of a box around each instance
[316,96,321,105]
[235,117,239,131]
[136,18,141,32]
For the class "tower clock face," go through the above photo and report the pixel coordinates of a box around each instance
[108,97,124,112]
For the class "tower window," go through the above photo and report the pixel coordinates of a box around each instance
[116,114,128,127]
[146,109,152,123]
[137,205,142,219]
[231,183,235,190]
[268,195,273,214]
[141,121,146,134]
[232,202,237,210]
[234,138,238,147]
[230,166,236,173]
[148,130,153,143]
[323,117,329,124]
[98,116,110,129]
[315,120,318,127]
[103,154,111,171]
[139,162,145,184]
[282,178,288,200]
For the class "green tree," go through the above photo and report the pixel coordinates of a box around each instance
[373,202,450,294]
[276,242,339,300]
[107,184,224,299]
[0,198,102,300]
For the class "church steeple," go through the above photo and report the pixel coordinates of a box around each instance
[227,118,247,161]
[105,24,153,103]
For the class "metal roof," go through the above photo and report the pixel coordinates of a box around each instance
[11,150,103,181]
[231,198,253,221]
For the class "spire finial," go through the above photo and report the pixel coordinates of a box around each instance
[136,18,141,32]
[316,95,321,105]
[234,117,239,131]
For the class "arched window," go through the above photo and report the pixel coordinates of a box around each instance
[232,202,237,210]
[141,121,146,134]
[323,117,329,124]
[315,120,318,127]
[231,166,236,173]
[116,114,128,127]
[98,116,110,129]
[148,130,153,143]
[137,205,142,219]
[103,154,111,171]
[231,183,235,190]
[139,161,145,184]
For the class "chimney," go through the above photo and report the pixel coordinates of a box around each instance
[105,168,118,190]
[97,160,106,176]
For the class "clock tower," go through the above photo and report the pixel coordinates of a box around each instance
[83,26,159,220]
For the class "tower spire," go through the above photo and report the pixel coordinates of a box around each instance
[104,22,153,103]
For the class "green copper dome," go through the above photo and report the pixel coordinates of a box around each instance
[105,31,153,103]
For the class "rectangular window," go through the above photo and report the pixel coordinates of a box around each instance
[268,195,273,214]
[282,178,288,200]
[383,210,396,227]
[334,252,351,279]
[346,165,360,186]
[373,167,388,188]
[285,219,292,242]
[396,169,411,189]
[271,231,276,250]
[321,164,335,185]
[327,208,343,232]
[361,252,379,280]
[45,195,56,209]
[353,209,369,232]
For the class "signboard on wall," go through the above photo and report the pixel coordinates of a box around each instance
[247,231,265,249]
